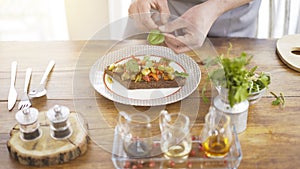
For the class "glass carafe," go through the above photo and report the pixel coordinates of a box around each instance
[159,110,192,159]
[118,111,152,158]
[200,107,233,158]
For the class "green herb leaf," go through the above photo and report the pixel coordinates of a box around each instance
[272,98,281,105]
[259,73,271,87]
[159,57,171,65]
[142,55,150,62]
[248,72,271,93]
[208,68,225,87]
[147,30,165,45]
[174,71,189,78]
[270,91,285,107]
[125,59,140,73]
[249,66,258,76]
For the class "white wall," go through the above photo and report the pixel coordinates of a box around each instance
[0,0,69,41]
[108,0,131,23]
[64,0,109,40]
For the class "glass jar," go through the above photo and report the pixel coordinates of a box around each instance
[213,87,249,133]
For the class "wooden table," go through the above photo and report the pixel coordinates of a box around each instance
[0,38,299,169]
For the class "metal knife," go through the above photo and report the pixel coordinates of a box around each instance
[8,61,18,111]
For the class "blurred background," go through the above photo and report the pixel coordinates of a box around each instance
[0,0,299,41]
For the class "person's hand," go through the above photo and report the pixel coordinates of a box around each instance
[128,0,170,31]
[159,3,219,53]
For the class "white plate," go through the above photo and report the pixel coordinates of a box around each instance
[89,45,201,106]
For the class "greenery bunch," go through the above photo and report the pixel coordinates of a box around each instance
[205,44,271,107]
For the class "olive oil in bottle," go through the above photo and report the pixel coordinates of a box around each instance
[203,135,231,158]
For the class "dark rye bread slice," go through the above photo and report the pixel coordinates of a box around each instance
[105,69,186,89]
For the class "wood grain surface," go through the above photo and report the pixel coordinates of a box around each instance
[0,38,300,169]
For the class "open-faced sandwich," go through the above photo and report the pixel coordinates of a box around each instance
[104,55,188,89]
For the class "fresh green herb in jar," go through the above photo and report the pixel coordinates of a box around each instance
[202,43,271,107]
[219,52,252,107]
[147,30,165,45]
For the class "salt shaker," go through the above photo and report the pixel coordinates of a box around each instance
[47,105,72,140]
[15,108,41,141]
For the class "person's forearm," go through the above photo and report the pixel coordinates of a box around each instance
[216,0,253,13]
[200,0,253,20]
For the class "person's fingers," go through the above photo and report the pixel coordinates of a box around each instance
[164,40,193,53]
[142,13,158,29]
[128,12,148,31]
[128,1,158,30]
[159,18,185,33]
[129,4,147,30]
[163,33,182,45]
[163,33,204,53]
[163,34,187,53]
[163,33,189,47]
[158,0,170,24]
[171,33,205,47]
[128,1,138,15]
[151,12,162,25]
[174,46,193,53]
[138,3,158,29]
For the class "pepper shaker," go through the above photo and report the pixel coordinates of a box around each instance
[47,105,72,140]
[15,108,41,141]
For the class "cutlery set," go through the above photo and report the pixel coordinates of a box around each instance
[7,60,55,111]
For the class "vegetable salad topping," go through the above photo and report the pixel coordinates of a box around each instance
[109,55,188,83]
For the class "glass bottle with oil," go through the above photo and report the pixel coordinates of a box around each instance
[200,107,233,158]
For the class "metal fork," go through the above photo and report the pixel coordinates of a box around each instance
[18,68,32,110]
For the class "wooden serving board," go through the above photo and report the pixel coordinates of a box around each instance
[276,34,300,72]
[7,111,89,166]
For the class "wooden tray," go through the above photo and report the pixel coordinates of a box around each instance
[7,111,89,166]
